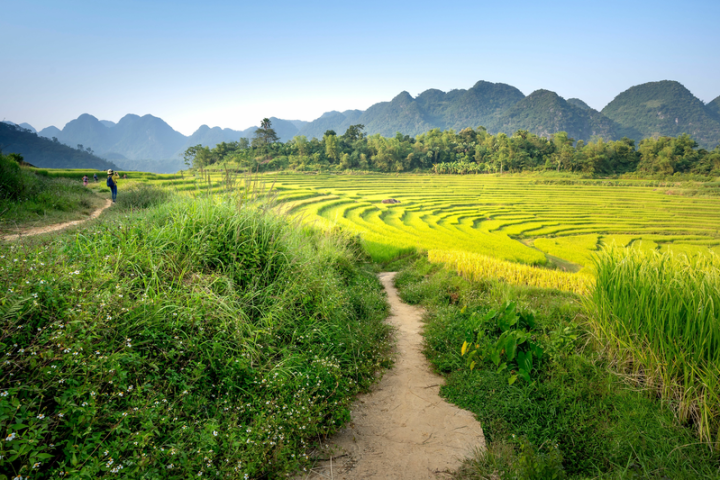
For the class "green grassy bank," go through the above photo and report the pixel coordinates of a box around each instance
[0,154,107,232]
[0,193,391,479]
[390,254,720,479]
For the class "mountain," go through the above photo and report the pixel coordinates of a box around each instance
[38,125,61,139]
[266,117,302,142]
[2,122,36,133]
[706,96,720,122]
[356,91,435,137]
[288,120,310,130]
[567,98,591,110]
[295,81,524,139]
[0,122,118,170]
[110,114,187,159]
[298,111,353,139]
[51,113,186,161]
[602,81,720,149]
[182,125,244,150]
[27,79,720,172]
[429,81,526,131]
[59,113,114,151]
[490,90,624,141]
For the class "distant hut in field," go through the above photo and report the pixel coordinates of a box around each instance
[382,198,401,204]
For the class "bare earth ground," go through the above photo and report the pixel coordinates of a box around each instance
[299,272,485,480]
[1,198,113,242]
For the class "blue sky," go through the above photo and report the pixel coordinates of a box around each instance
[2,0,719,135]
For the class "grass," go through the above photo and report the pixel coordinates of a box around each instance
[0,193,392,479]
[590,247,720,445]
[0,169,107,234]
[392,255,720,479]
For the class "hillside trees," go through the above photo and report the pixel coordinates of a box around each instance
[183,119,718,176]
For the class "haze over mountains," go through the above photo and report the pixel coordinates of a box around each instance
[6,80,719,173]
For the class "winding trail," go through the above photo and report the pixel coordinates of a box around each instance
[303,272,485,479]
[1,198,112,242]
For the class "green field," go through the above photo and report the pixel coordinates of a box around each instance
[27,169,720,281]
[266,173,720,267]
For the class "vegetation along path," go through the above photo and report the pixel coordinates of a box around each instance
[304,272,485,479]
[1,198,112,242]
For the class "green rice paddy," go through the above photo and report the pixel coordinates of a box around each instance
[266,173,720,267]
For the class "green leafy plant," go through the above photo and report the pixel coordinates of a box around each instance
[461,302,544,384]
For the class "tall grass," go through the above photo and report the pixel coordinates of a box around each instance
[0,195,391,478]
[590,247,720,447]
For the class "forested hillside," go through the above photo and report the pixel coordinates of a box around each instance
[489,90,626,141]
[706,95,720,121]
[0,122,118,170]
[602,81,720,149]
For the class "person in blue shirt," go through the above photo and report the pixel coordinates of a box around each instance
[106,169,118,203]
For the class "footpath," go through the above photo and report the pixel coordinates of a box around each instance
[302,272,485,479]
[1,199,112,242]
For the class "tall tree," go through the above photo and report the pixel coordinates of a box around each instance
[324,132,340,163]
[252,118,279,148]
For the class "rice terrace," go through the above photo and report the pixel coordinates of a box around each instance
[273,173,720,289]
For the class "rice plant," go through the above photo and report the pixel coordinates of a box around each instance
[589,247,720,447]
[428,249,592,295]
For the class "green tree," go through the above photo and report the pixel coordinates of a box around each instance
[324,132,340,163]
[252,118,279,148]
[342,124,366,143]
[183,144,203,168]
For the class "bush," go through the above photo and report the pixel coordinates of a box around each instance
[0,197,391,479]
[0,153,41,200]
[116,183,170,210]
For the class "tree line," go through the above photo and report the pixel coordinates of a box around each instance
[183,119,720,176]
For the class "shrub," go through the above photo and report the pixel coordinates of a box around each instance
[0,197,391,479]
[115,183,170,210]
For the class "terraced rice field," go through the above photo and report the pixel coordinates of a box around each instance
[49,169,719,293]
[268,173,720,291]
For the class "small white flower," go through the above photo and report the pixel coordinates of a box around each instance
[6,432,17,441]
[37,414,45,420]
[213,431,218,436]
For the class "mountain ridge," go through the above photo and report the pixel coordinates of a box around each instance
[23,79,720,172]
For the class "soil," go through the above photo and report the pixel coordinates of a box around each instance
[1,199,113,242]
[299,272,485,479]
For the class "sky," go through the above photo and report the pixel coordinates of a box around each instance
[2,0,719,136]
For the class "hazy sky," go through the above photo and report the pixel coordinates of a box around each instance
[2,0,719,136]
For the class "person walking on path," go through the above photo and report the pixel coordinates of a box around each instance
[93,173,98,182]
[106,169,118,203]
[82,175,89,187]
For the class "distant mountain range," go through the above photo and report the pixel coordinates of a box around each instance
[0,122,118,171]
[7,80,719,173]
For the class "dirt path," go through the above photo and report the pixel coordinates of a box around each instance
[1,199,113,242]
[301,272,485,479]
